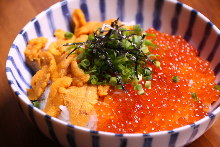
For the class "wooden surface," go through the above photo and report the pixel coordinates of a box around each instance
[0,0,220,146]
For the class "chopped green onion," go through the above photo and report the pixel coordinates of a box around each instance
[122,57,129,62]
[119,57,129,63]
[143,68,152,76]
[143,40,158,47]
[144,75,152,81]
[134,84,142,90]
[90,75,97,79]
[85,69,96,74]
[110,34,118,39]
[133,24,142,34]
[132,35,142,46]
[191,92,198,101]
[90,75,98,84]
[88,34,94,40]
[214,85,220,91]
[122,39,131,49]
[138,89,144,95]
[118,64,125,71]
[33,101,40,108]
[64,32,74,39]
[148,54,160,58]
[146,33,156,38]
[122,29,130,36]
[155,61,160,68]
[79,59,90,68]
[146,33,157,41]
[141,46,149,54]
[172,76,179,83]
[131,78,138,87]
[82,59,90,66]
[110,77,117,86]
[65,19,159,94]
[91,79,97,84]
[122,68,130,76]
[145,81,151,89]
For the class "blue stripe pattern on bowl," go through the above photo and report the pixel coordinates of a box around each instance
[99,0,106,21]
[143,137,153,147]
[135,0,144,27]
[171,2,182,35]
[80,0,90,21]
[5,0,220,146]
[45,114,60,144]
[168,132,179,147]
[19,30,29,45]
[45,8,56,36]
[183,9,197,42]
[117,0,125,21]
[66,125,76,147]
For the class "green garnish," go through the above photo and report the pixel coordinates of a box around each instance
[145,81,151,89]
[143,39,158,48]
[79,59,90,68]
[130,78,139,87]
[143,68,152,76]
[141,46,149,54]
[33,101,40,108]
[110,77,117,86]
[144,75,152,81]
[155,61,160,68]
[64,32,74,39]
[90,75,98,84]
[88,34,95,40]
[214,85,220,91]
[134,84,143,90]
[138,89,144,95]
[172,76,179,83]
[64,19,159,93]
[191,92,198,101]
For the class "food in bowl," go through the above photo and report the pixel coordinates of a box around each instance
[24,9,220,134]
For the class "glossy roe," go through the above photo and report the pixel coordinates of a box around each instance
[95,28,220,133]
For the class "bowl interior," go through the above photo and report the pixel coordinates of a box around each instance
[5,0,220,139]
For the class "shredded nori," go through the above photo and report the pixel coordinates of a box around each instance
[64,19,158,93]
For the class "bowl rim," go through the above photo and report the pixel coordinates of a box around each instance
[6,0,220,137]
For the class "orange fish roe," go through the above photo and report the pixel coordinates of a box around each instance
[94,28,220,134]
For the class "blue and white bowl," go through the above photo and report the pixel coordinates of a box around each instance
[6,0,220,146]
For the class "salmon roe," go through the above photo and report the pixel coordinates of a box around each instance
[94,28,220,133]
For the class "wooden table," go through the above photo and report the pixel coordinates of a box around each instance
[0,0,220,146]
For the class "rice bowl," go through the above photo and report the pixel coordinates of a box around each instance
[5,0,220,146]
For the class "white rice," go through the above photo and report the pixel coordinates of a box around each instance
[85,112,98,130]
[39,84,51,110]
[58,105,70,123]
[39,85,97,129]
[58,105,97,129]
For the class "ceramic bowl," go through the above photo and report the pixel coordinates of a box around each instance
[6,0,220,146]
